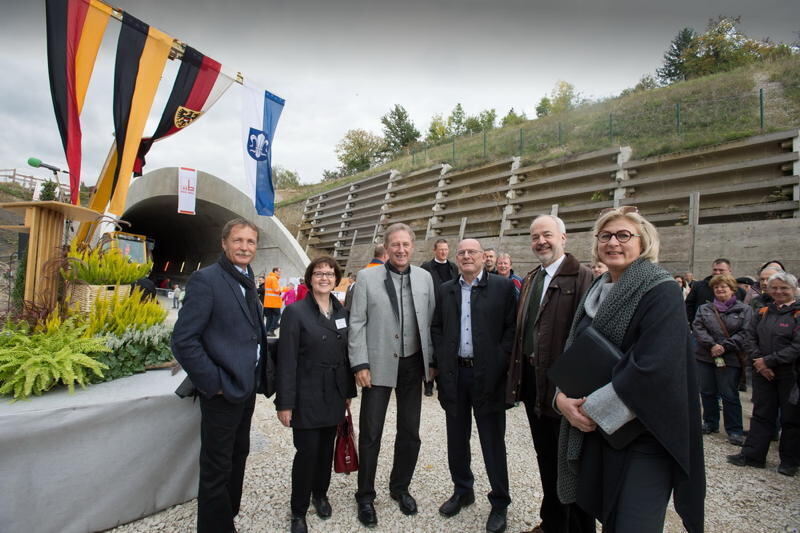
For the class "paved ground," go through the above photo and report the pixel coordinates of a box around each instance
[114,300,800,532]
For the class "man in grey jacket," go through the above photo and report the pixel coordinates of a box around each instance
[348,223,436,528]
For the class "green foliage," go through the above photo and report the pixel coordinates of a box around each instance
[85,288,167,337]
[11,253,26,312]
[334,129,386,175]
[91,323,173,382]
[680,16,794,80]
[464,115,482,134]
[535,97,552,117]
[657,27,697,84]
[426,113,448,143]
[381,104,420,153]
[0,183,33,200]
[0,315,110,400]
[501,107,527,126]
[272,165,301,189]
[549,81,580,114]
[39,180,58,201]
[446,103,467,136]
[62,240,152,285]
[619,74,660,97]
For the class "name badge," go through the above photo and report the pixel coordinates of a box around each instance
[335,318,347,330]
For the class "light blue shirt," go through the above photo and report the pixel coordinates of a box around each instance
[458,270,483,358]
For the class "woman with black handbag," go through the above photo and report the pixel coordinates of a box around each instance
[276,256,356,533]
[692,273,753,446]
[554,206,705,532]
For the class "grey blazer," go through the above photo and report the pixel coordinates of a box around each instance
[348,264,436,387]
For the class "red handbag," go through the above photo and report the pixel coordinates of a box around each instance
[334,406,359,474]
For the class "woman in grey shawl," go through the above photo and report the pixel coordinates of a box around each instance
[554,207,705,532]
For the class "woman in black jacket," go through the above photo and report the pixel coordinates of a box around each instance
[692,274,753,445]
[728,271,800,476]
[555,207,705,532]
[276,257,356,533]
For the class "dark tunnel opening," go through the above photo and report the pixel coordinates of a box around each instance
[122,195,237,286]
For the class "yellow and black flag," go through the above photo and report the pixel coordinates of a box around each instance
[108,12,172,215]
[45,0,112,204]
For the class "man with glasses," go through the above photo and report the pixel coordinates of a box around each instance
[506,214,594,533]
[348,223,437,528]
[432,239,517,533]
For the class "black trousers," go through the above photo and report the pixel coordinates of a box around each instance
[356,352,423,503]
[198,392,256,533]
[523,363,595,533]
[743,369,800,466]
[445,366,510,510]
[264,307,281,332]
[291,426,337,515]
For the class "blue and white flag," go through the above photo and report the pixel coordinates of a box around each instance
[241,83,285,216]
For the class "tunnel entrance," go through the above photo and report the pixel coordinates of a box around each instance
[122,196,237,285]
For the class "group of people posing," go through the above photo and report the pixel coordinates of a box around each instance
[171,209,797,533]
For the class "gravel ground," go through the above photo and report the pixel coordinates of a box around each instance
[109,388,800,533]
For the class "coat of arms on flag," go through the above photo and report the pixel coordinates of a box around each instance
[247,128,270,161]
[174,106,201,128]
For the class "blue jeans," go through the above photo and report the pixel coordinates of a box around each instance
[696,360,743,435]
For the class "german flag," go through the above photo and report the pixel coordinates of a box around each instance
[109,12,173,215]
[45,0,112,204]
[134,46,233,176]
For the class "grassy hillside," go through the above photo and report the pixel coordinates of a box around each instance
[277,55,800,208]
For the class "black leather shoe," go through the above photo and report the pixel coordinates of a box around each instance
[701,423,718,435]
[390,492,418,515]
[486,508,507,533]
[290,515,307,533]
[311,495,332,519]
[438,491,476,517]
[424,381,434,396]
[777,463,798,476]
[726,453,765,468]
[357,502,378,528]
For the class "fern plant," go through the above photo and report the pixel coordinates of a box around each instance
[0,316,110,400]
[62,240,152,285]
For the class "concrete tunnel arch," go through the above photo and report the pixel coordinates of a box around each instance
[122,167,309,284]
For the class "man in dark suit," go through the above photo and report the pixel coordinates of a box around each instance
[420,238,458,396]
[172,218,269,533]
[431,238,517,533]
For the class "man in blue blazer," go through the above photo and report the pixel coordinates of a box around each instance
[172,218,270,533]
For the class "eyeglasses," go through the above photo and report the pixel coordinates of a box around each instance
[595,230,640,243]
[456,249,482,257]
[312,271,336,279]
[600,205,639,215]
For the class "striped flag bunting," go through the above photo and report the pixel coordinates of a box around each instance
[241,83,285,216]
[133,46,233,176]
[108,12,173,215]
[45,0,112,204]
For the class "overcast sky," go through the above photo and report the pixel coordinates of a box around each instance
[1,0,797,189]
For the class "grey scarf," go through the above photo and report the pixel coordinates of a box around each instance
[557,258,672,504]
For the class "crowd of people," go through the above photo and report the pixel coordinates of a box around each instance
[170,211,798,533]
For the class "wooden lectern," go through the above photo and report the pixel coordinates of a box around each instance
[0,201,101,310]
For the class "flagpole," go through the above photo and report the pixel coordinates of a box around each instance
[93,0,244,85]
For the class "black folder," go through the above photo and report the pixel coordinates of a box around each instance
[548,325,645,449]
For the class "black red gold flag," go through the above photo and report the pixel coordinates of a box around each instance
[45,0,112,204]
[134,46,233,175]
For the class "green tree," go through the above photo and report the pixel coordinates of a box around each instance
[426,113,448,143]
[447,103,467,136]
[535,97,551,117]
[550,81,579,114]
[619,74,660,97]
[501,107,527,126]
[39,180,58,201]
[656,27,697,85]
[321,169,341,181]
[272,165,300,188]
[680,16,792,79]
[380,104,420,153]
[478,109,497,131]
[334,129,385,175]
[464,115,482,134]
